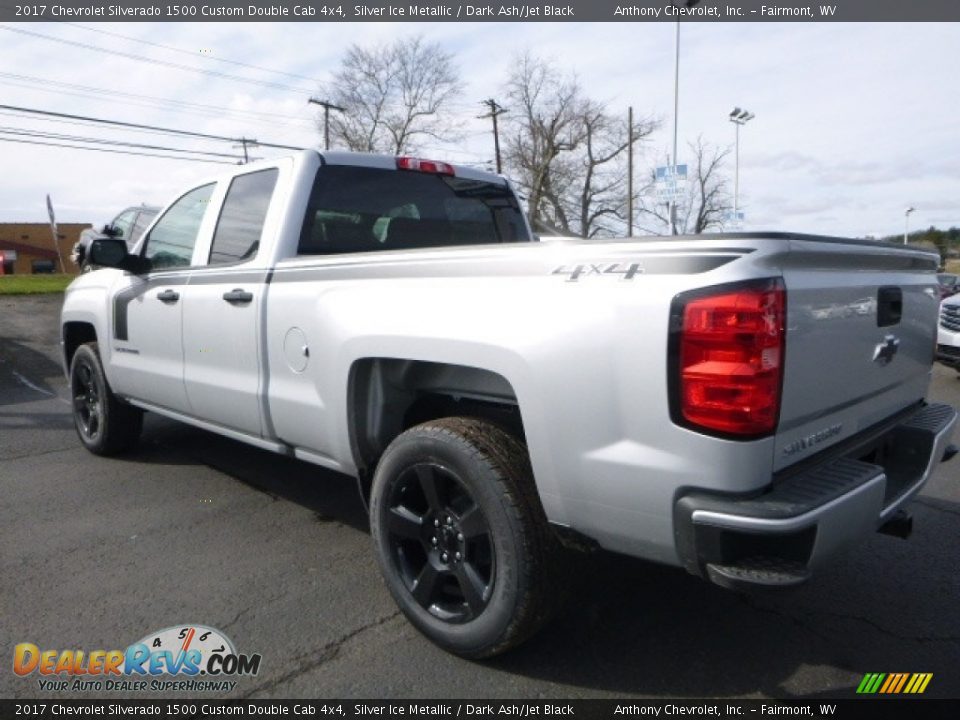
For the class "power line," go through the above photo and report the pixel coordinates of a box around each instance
[0,108,310,158]
[0,126,245,160]
[0,71,317,128]
[0,24,491,127]
[0,103,305,151]
[0,78,315,140]
[61,22,323,84]
[0,135,235,164]
[0,109,224,143]
[0,109,303,153]
[0,25,315,95]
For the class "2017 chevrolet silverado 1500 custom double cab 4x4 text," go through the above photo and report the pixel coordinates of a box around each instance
[61,150,956,658]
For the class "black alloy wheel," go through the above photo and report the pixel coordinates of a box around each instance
[69,342,143,456]
[385,462,495,623]
[370,417,560,658]
[72,357,103,442]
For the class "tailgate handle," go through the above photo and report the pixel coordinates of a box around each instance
[877,287,902,327]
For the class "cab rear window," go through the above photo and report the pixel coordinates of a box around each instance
[297,166,529,255]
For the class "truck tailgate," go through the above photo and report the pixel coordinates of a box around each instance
[774,238,940,472]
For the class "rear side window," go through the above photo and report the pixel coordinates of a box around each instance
[209,169,279,265]
[298,166,529,255]
[144,184,215,270]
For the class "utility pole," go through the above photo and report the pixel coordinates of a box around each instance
[308,98,345,151]
[232,137,258,164]
[627,106,634,236]
[479,98,507,174]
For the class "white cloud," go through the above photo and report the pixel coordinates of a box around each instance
[0,20,956,237]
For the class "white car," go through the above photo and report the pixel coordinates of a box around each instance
[937,293,960,369]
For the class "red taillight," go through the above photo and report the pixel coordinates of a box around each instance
[673,279,786,437]
[396,156,455,176]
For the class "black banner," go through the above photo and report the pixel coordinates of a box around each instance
[1,699,958,720]
[1,0,960,23]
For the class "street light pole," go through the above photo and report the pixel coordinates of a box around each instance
[671,21,680,235]
[729,107,755,227]
[669,0,702,235]
[904,206,915,245]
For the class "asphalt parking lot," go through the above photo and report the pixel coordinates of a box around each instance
[2,293,958,700]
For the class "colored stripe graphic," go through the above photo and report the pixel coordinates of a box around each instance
[857,673,878,693]
[892,673,909,693]
[911,673,933,693]
[857,672,932,694]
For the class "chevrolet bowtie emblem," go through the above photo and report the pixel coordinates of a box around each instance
[873,334,900,366]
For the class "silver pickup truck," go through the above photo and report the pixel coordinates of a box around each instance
[61,150,956,658]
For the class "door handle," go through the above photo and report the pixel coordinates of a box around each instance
[222,288,254,304]
[156,289,179,303]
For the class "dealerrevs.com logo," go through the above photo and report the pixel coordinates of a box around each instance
[13,625,261,693]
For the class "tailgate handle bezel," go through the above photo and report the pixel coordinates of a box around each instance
[877,287,902,327]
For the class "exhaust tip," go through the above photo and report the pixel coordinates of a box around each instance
[878,510,913,540]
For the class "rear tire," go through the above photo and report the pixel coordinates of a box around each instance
[370,417,559,658]
[70,342,143,456]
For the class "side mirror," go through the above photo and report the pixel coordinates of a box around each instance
[88,238,149,274]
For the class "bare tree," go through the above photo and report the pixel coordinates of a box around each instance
[502,53,657,238]
[640,137,733,234]
[571,102,656,237]
[502,53,585,232]
[323,36,464,154]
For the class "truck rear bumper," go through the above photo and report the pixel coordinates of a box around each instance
[673,402,956,590]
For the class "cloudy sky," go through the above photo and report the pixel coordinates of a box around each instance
[0,19,957,238]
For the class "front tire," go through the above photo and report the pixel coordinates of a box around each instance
[70,342,143,456]
[370,417,558,658]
